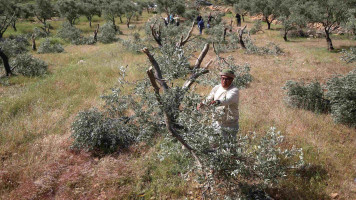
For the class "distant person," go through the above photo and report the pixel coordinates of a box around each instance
[198,19,205,35]
[174,15,180,26]
[169,14,174,24]
[208,12,213,24]
[207,21,210,29]
[197,69,240,138]
[235,13,241,27]
[196,14,202,23]
[163,17,168,26]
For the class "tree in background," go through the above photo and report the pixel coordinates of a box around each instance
[223,0,236,6]
[102,0,123,32]
[248,0,282,30]
[344,8,356,38]
[57,0,81,26]
[0,0,19,38]
[123,1,140,28]
[233,0,250,22]
[31,0,55,34]
[278,0,307,41]
[79,0,101,27]
[305,0,349,50]
[155,0,186,17]
[137,0,156,14]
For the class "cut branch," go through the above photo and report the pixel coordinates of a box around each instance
[182,43,211,90]
[147,67,160,94]
[213,42,229,65]
[182,69,209,90]
[142,47,169,91]
[150,20,162,47]
[238,25,247,49]
[194,43,210,70]
[177,22,195,47]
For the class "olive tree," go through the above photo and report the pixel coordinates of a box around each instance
[344,8,356,37]
[31,0,56,34]
[248,0,282,30]
[72,18,303,198]
[56,0,81,26]
[0,0,19,39]
[79,0,101,27]
[123,0,140,28]
[278,0,307,41]
[102,0,123,32]
[305,0,350,50]
[155,0,185,17]
[233,0,250,22]
[137,0,156,14]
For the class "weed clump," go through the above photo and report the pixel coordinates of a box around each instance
[57,22,96,45]
[37,38,64,54]
[33,27,48,38]
[71,109,136,153]
[245,39,284,55]
[284,69,356,126]
[326,70,356,127]
[284,81,330,113]
[11,54,48,76]
[121,32,145,53]
[72,36,96,45]
[98,23,118,44]
[57,22,81,42]
[250,20,263,35]
[341,47,356,63]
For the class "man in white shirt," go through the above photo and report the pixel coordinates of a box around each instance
[197,69,239,136]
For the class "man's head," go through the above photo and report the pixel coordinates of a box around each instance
[219,69,235,88]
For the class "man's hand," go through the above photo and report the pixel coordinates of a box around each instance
[197,102,204,110]
[208,100,220,106]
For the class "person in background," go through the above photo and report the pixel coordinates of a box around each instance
[196,14,202,24]
[235,13,241,27]
[163,16,168,26]
[208,12,213,24]
[198,19,205,35]
[174,15,180,26]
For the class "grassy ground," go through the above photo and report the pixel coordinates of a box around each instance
[1,11,356,199]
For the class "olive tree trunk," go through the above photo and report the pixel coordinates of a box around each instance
[325,27,334,51]
[0,48,12,76]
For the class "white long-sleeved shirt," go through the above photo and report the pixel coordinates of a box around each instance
[205,84,239,128]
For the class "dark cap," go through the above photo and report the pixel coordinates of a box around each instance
[219,69,236,78]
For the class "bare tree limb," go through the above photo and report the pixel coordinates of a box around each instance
[182,69,209,90]
[223,27,228,41]
[150,20,162,47]
[212,42,229,65]
[182,44,211,90]
[194,43,210,70]
[142,47,169,91]
[177,22,195,47]
[147,67,160,93]
[238,25,247,49]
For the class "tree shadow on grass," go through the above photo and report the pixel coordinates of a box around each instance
[284,40,303,43]
[267,164,330,200]
[327,45,356,53]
